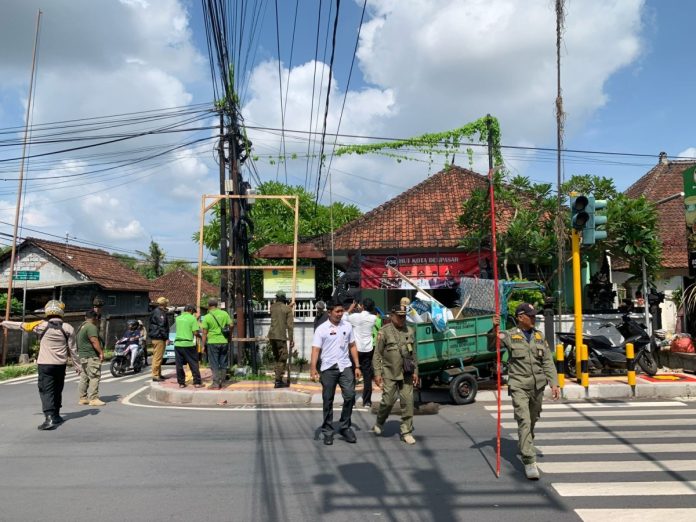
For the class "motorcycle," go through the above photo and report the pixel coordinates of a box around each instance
[110,338,145,377]
[557,314,663,378]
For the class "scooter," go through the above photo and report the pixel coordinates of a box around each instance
[110,338,145,377]
[557,314,662,377]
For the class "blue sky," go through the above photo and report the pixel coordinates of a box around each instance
[0,0,694,260]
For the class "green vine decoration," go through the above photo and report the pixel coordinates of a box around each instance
[333,115,503,166]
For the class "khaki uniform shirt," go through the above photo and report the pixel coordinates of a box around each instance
[268,302,293,340]
[498,327,558,391]
[373,323,418,381]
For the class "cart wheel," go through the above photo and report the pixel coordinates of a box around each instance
[449,373,477,405]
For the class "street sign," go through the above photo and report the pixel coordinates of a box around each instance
[12,270,40,281]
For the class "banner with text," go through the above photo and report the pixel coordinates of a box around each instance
[263,267,316,299]
[360,252,489,290]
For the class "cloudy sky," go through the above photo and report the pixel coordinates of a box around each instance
[0,0,693,260]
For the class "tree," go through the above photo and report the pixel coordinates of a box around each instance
[0,293,22,315]
[458,173,662,286]
[193,181,361,298]
[136,240,166,279]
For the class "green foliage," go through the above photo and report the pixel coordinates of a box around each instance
[164,260,195,274]
[136,240,166,279]
[506,280,545,317]
[0,364,36,381]
[112,253,138,270]
[334,116,504,166]
[0,293,23,315]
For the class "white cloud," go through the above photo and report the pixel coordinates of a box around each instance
[103,218,147,240]
[677,147,696,159]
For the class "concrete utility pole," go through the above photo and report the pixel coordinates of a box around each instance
[2,10,42,366]
[555,0,566,330]
[218,112,229,307]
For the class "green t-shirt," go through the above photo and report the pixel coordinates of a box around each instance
[174,313,200,348]
[201,309,231,345]
[77,321,100,358]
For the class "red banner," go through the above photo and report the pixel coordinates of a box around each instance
[359,252,489,289]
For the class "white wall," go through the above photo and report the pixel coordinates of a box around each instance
[254,317,315,361]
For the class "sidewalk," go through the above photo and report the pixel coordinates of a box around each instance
[148,368,696,407]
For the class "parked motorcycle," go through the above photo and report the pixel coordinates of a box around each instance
[557,314,662,377]
[110,338,145,377]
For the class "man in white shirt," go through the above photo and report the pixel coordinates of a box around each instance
[346,298,378,407]
[310,300,362,446]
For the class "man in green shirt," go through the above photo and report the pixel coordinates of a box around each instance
[174,304,202,388]
[77,310,105,406]
[201,298,232,389]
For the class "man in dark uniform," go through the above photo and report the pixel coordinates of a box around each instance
[491,302,560,480]
[268,290,294,388]
[372,305,419,445]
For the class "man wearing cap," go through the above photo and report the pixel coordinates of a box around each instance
[491,302,560,480]
[149,296,170,382]
[268,290,294,388]
[372,304,419,445]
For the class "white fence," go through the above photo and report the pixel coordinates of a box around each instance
[252,300,323,318]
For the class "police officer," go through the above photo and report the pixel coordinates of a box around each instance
[492,302,559,480]
[372,304,419,445]
[268,290,294,388]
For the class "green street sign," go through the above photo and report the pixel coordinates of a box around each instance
[12,270,40,281]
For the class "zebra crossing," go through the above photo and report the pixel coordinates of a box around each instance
[485,399,696,521]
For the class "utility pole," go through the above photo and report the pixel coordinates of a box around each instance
[555,0,566,330]
[2,10,42,366]
[218,112,229,307]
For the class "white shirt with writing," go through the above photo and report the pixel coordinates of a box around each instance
[312,319,355,372]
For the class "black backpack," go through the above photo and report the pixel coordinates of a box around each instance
[39,320,70,344]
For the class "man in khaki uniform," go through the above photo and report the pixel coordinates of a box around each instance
[491,303,560,480]
[372,304,419,445]
[268,290,294,388]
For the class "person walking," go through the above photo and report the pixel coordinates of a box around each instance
[491,302,560,480]
[310,300,362,446]
[149,296,169,382]
[346,298,378,407]
[268,290,294,388]
[77,310,105,407]
[174,304,202,388]
[2,300,80,430]
[372,305,419,445]
[201,298,232,389]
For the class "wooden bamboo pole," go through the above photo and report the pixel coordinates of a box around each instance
[196,195,206,314]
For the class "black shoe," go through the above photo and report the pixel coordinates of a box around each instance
[340,428,357,443]
[37,416,58,431]
[51,414,64,424]
[274,381,289,389]
[323,433,334,446]
[152,377,163,382]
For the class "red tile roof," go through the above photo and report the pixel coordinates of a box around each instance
[20,237,155,291]
[625,159,696,269]
[313,165,502,252]
[149,269,218,306]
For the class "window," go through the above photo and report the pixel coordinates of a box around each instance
[135,295,142,306]
[107,295,116,306]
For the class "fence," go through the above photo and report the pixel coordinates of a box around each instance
[252,300,324,319]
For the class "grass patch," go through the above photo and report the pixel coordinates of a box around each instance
[0,364,37,381]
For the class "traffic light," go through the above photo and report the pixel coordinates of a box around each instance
[582,197,608,245]
[570,195,590,231]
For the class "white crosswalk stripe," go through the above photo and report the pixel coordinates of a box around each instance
[488,399,696,520]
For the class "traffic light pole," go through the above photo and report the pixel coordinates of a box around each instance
[571,229,583,380]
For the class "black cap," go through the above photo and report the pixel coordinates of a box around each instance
[390,305,407,315]
[515,303,537,317]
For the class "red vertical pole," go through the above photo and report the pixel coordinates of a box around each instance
[488,165,502,478]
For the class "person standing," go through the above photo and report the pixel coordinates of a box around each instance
[491,303,560,480]
[346,298,378,407]
[149,296,169,382]
[310,300,362,445]
[174,304,202,388]
[2,300,80,430]
[313,300,328,330]
[201,298,232,389]
[268,290,294,388]
[77,310,105,407]
[372,305,419,445]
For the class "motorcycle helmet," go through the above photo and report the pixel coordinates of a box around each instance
[127,319,138,329]
[44,300,65,318]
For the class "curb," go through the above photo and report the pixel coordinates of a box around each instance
[149,382,314,406]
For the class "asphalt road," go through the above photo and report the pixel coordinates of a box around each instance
[1,367,696,522]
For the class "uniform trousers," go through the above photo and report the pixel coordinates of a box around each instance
[150,339,166,378]
[175,346,201,385]
[269,339,288,381]
[511,387,544,464]
[38,364,66,416]
[376,375,414,435]
[78,357,101,401]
